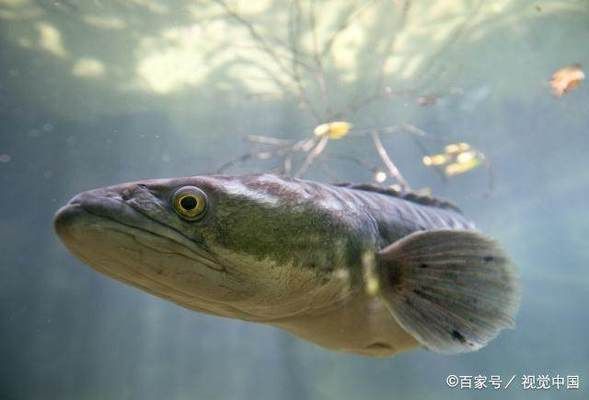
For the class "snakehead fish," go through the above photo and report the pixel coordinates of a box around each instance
[54,174,519,357]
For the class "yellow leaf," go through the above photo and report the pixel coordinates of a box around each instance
[424,142,485,176]
[550,64,584,97]
[422,154,448,166]
[444,142,470,154]
[313,121,352,139]
[445,157,482,176]
[455,150,477,164]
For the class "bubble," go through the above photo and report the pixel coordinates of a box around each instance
[0,154,11,163]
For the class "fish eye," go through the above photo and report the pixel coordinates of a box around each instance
[172,186,207,220]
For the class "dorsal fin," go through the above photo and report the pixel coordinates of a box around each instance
[333,183,462,213]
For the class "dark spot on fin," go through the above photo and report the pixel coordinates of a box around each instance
[420,263,428,268]
[483,255,494,262]
[452,330,466,344]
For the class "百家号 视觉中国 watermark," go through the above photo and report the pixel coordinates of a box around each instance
[446,374,580,391]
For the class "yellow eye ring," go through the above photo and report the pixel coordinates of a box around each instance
[172,186,207,220]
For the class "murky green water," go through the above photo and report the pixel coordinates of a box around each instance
[1,1,588,399]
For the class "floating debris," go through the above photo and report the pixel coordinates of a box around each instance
[422,153,449,166]
[445,152,483,176]
[313,121,352,139]
[422,143,485,177]
[373,170,387,183]
[550,64,584,97]
[444,142,470,154]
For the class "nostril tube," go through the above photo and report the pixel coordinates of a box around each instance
[67,192,86,206]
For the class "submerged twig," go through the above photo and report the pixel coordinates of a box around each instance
[215,0,322,121]
[370,130,410,190]
[320,0,382,58]
[287,3,322,121]
[308,0,331,117]
[294,135,329,178]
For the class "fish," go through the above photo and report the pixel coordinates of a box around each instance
[54,174,519,357]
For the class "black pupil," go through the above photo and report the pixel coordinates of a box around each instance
[180,196,198,210]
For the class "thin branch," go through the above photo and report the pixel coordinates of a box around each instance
[370,130,410,190]
[212,0,291,76]
[232,55,293,94]
[216,153,254,173]
[374,0,412,94]
[294,135,329,178]
[343,0,412,119]
[288,0,322,122]
[308,0,331,117]
[410,0,485,93]
[230,43,318,73]
[320,0,382,58]
[246,135,293,145]
[214,0,321,120]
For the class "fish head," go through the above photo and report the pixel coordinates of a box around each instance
[54,174,360,320]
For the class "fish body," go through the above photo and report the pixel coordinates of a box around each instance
[54,174,519,356]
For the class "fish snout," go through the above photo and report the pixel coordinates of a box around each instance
[54,201,86,242]
[54,184,134,239]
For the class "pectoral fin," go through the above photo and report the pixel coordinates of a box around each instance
[377,229,520,354]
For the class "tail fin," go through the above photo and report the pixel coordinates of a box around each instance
[377,229,520,354]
